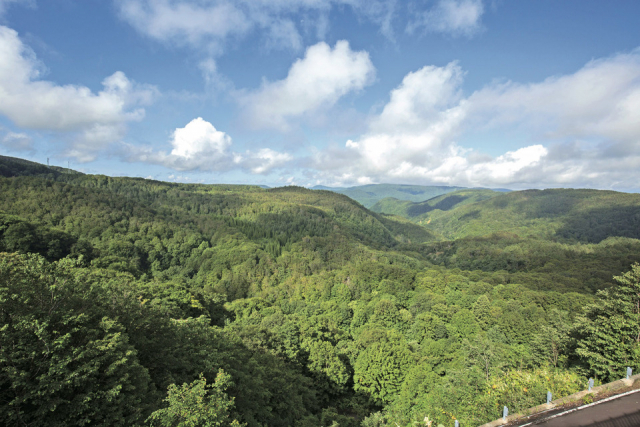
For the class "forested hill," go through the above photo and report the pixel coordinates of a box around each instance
[2,155,640,427]
[0,154,82,177]
[416,188,640,243]
[370,189,501,218]
[372,188,640,292]
[0,156,436,279]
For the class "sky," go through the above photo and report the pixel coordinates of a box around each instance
[0,0,639,191]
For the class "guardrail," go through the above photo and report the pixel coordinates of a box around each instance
[476,370,640,427]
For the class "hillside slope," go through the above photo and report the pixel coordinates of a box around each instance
[402,189,640,291]
[0,155,82,177]
[0,158,437,286]
[422,188,640,242]
[371,189,501,218]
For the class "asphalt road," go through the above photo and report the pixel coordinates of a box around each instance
[531,391,640,427]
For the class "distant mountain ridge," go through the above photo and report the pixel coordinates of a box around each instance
[311,184,467,208]
[313,183,512,208]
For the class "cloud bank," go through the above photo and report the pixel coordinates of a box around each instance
[311,50,640,190]
[0,25,157,161]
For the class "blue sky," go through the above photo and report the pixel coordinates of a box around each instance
[1,0,639,190]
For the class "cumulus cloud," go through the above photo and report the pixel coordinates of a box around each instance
[407,0,484,37]
[124,117,292,174]
[336,62,467,177]
[123,117,232,170]
[116,0,398,51]
[239,40,375,130]
[310,49,640,190]
[170,116,231,159]
[371,62,465,134]
[0,25,158,161]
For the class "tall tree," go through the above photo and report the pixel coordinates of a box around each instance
[147,370,244,427]
[573,263,640,380]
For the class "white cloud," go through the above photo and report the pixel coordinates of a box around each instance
[310,49,640,190]
[407,0,484,37]
[337,62,467,176]
[239,40,375,130]
[115,0,400,51]
[123,117,232,170]
[124,117,292,174]
[0,25,158,161]
[371,62,465,133]
[170,117,231,159]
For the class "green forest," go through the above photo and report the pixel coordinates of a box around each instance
[1,155,640,427]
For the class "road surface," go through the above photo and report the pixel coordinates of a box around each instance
[529,391,640,427]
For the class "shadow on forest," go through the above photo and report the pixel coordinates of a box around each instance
[556,205,640,243]
[406,195,469,217]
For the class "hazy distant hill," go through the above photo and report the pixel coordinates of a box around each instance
[312,183,466,207]
[371,188,501,218]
